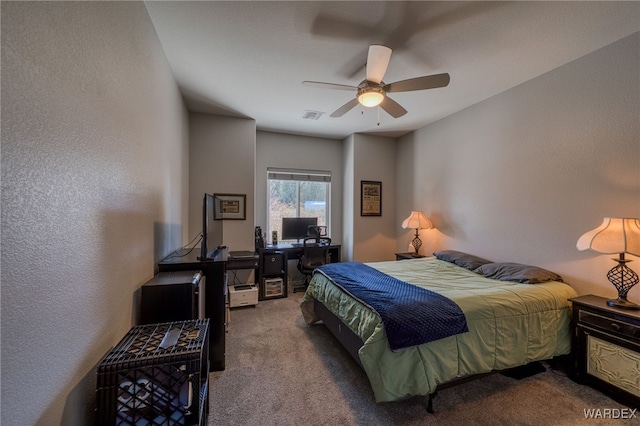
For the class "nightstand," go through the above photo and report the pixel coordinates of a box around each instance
[395,252,425,260]
[569,294,640,408]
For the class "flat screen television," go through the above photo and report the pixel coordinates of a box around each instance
[200,193,223,260]
[281,217,318,242]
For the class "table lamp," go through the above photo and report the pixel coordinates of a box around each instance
[401,211,433,257]
[576,217,640,309]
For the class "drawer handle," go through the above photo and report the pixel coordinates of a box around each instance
[610,322,621,331]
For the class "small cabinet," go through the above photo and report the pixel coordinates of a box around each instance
[258,250,287,300]
[140,270,203,325]
[570,294,640,408]
[158,253,227,372]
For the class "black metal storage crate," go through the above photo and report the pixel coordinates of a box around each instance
[96,319,210,425]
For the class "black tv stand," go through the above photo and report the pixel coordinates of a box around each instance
[158,251,227,371]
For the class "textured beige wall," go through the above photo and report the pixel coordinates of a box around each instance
[189,113,256,252]
[396,33,640,303]
[255,130,344,245]
[342,134,356,260]
[351,134,398,262]
[1,2,189,424]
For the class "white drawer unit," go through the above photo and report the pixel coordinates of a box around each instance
[264,277,284,298]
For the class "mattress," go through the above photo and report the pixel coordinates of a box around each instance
[300,257,578,402]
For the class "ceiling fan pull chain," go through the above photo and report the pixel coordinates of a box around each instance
[377,106,381,126]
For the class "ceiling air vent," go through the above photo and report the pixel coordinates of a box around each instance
[302,110,324,120]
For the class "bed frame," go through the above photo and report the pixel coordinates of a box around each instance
[313,298,364,367]
[313,298,453,411]
[313,298,560,412]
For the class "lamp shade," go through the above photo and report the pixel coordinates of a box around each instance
[576,217,640,256]
[402,211,433,230]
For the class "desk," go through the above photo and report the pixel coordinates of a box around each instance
[226,254,259,272]
[227,254,260,286]
[259,243,341,263]
[226,254,260,287]
[258,243,341,296]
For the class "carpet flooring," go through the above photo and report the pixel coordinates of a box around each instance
[208,292,632,425]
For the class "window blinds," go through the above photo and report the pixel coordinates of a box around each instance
[267,168,331,183]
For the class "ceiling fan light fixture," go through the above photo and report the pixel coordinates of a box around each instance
[305,45,449,119]
[357,86,385,107]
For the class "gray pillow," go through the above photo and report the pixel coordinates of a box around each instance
[473,262,563,284]
[433,250,493,271]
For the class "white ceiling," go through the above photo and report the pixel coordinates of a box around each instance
[144,1,639,139]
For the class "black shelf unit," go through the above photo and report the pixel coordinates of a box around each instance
[258,250,287,300]
[158,252,227,371]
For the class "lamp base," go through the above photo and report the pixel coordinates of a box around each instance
[605,254,640,310]
[410,229,422,257]
[606,297,640,310]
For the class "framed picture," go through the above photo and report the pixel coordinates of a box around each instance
[361,181,382,216]
[213,193,246,220]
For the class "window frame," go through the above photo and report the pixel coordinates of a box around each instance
[266,168,331,242]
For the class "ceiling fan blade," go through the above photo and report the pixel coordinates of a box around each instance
[385,73,450,93]
[366,45,392,84]
[302,81,357,91]
[330,98,359,118]
[379,96,407,118]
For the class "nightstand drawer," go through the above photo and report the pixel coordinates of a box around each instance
[579,310,640,339]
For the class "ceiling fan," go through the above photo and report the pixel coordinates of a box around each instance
[303,45,450,118]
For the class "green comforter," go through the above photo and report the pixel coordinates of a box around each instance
[300,257,578,402]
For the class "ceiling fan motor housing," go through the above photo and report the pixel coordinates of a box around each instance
[357,80,386,107]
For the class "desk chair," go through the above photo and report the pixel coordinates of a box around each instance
[294,236,331,293]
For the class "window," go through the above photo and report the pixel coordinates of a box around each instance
[267,168,331,242]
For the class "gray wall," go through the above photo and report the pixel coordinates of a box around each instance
[396,33,640,302]
[1,3,189,424]
[349,134,397,262]
[255,131,344,245]
[256,131,344,282]
[342,135,356,260]
[189,113,256,252]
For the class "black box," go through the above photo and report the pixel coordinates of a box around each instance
[96,319,210,425]
[262,253,284,275]
[140,271,204,325]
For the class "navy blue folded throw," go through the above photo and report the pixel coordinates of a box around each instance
[316,262,468,351]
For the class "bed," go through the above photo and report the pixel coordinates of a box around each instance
[300,251,578,407]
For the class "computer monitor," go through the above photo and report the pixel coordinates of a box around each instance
[200,193,223,260]
[281,217,318,242]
